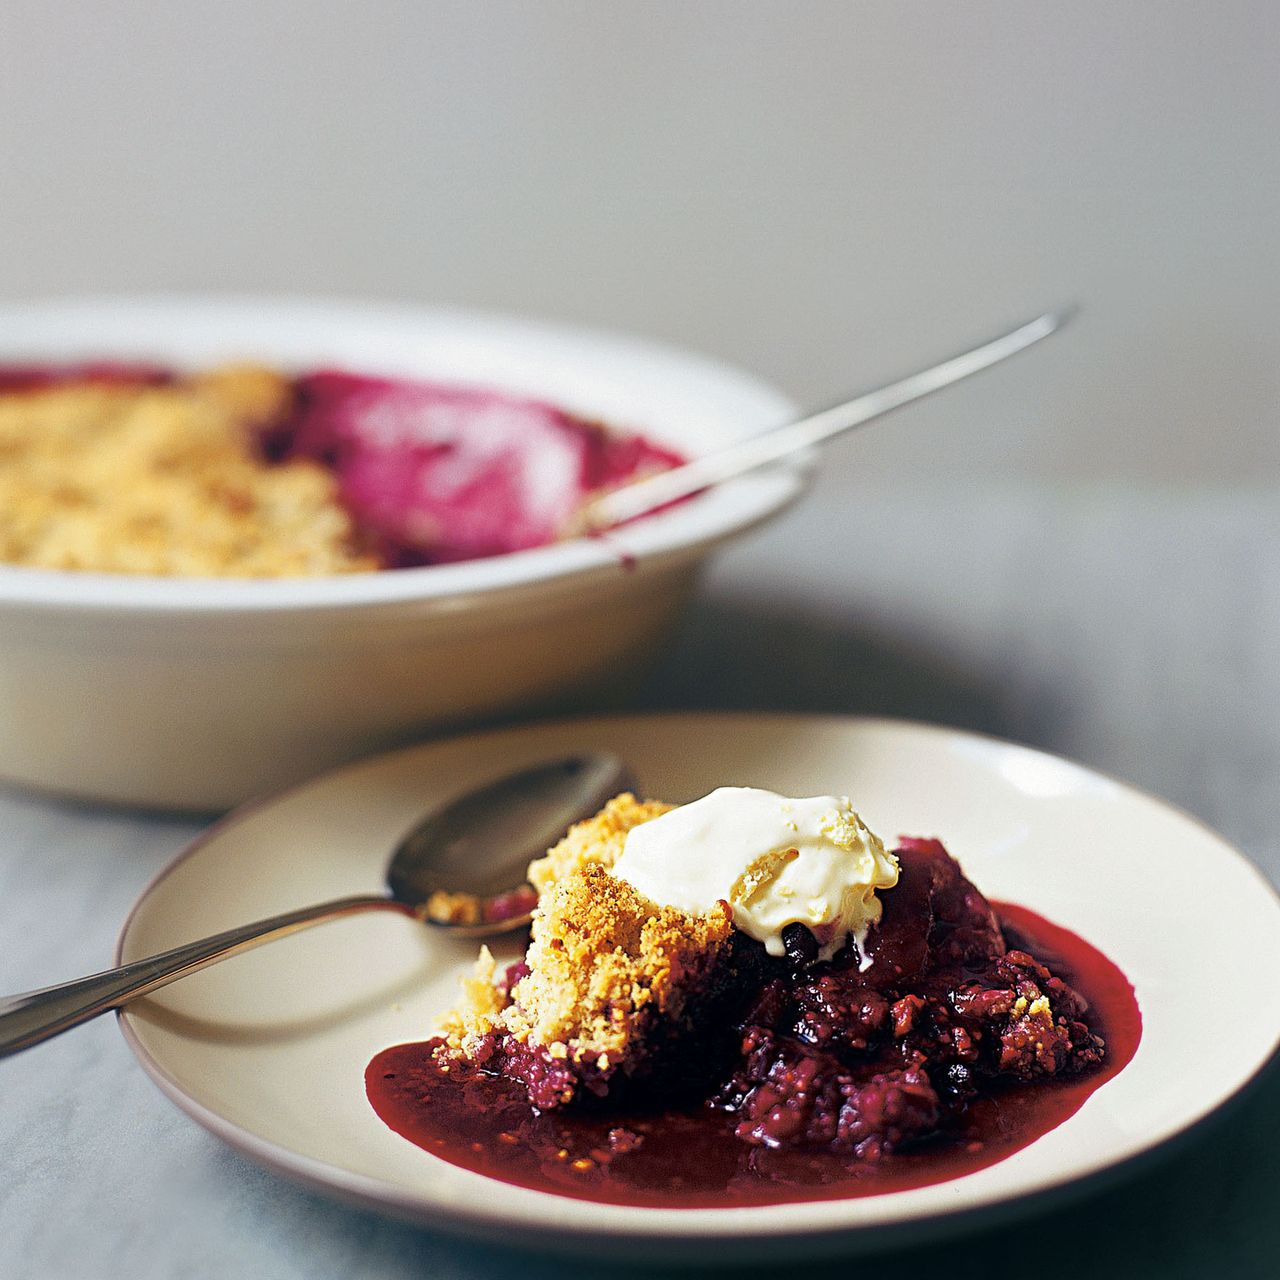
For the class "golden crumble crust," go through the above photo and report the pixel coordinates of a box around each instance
[440,796,733,1079]
[0,367,378,577]
[502,864,732,1066]
[436,944,507,1045]
[527,793,674,893]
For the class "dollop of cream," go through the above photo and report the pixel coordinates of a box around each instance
[611,787,898,963]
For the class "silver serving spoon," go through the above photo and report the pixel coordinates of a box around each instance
[0,753,632,1059]
[581,306,1075,530]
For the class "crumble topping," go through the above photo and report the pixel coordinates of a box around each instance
[526,793,674,893]
[510,865,731,1061]
[422,889,485,927]
[440,864,732,1070]
[0,367,377,577]
[438,795,730,1092]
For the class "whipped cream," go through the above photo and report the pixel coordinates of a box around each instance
[611,787,899,963]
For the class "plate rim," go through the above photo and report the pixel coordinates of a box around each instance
[114,710,1280,1251]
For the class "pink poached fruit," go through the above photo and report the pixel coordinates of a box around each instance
[266,371,684,567]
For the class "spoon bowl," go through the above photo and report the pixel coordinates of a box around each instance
[395,753,634,933]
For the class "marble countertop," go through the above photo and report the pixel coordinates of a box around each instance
[3,480,1277,1280]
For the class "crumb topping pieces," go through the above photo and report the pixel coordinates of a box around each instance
[0,366,375,577]
[526,793,674,893]
[438,794,729,1080]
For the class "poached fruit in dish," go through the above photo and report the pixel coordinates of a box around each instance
[269,370,683,567]
[366,793,1142,1207]
[0,363,683,576]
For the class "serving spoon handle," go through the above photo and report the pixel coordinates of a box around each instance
[0,894,408,1059]
[583,306,1075,529]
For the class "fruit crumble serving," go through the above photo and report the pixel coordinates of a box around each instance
[0,362,683,576]
[367,789,1141,1207]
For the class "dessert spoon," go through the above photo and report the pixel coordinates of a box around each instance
[582,306,1075,530]
[0,753,632,1059]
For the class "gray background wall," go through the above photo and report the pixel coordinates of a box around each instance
[2,1,1276,486]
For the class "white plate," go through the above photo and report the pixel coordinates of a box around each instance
[116,713,1280,1260]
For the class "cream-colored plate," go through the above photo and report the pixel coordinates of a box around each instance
[117,713,1280,1260]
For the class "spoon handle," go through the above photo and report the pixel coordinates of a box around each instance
[583,306,1075,530]
[0,894,409,1059]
